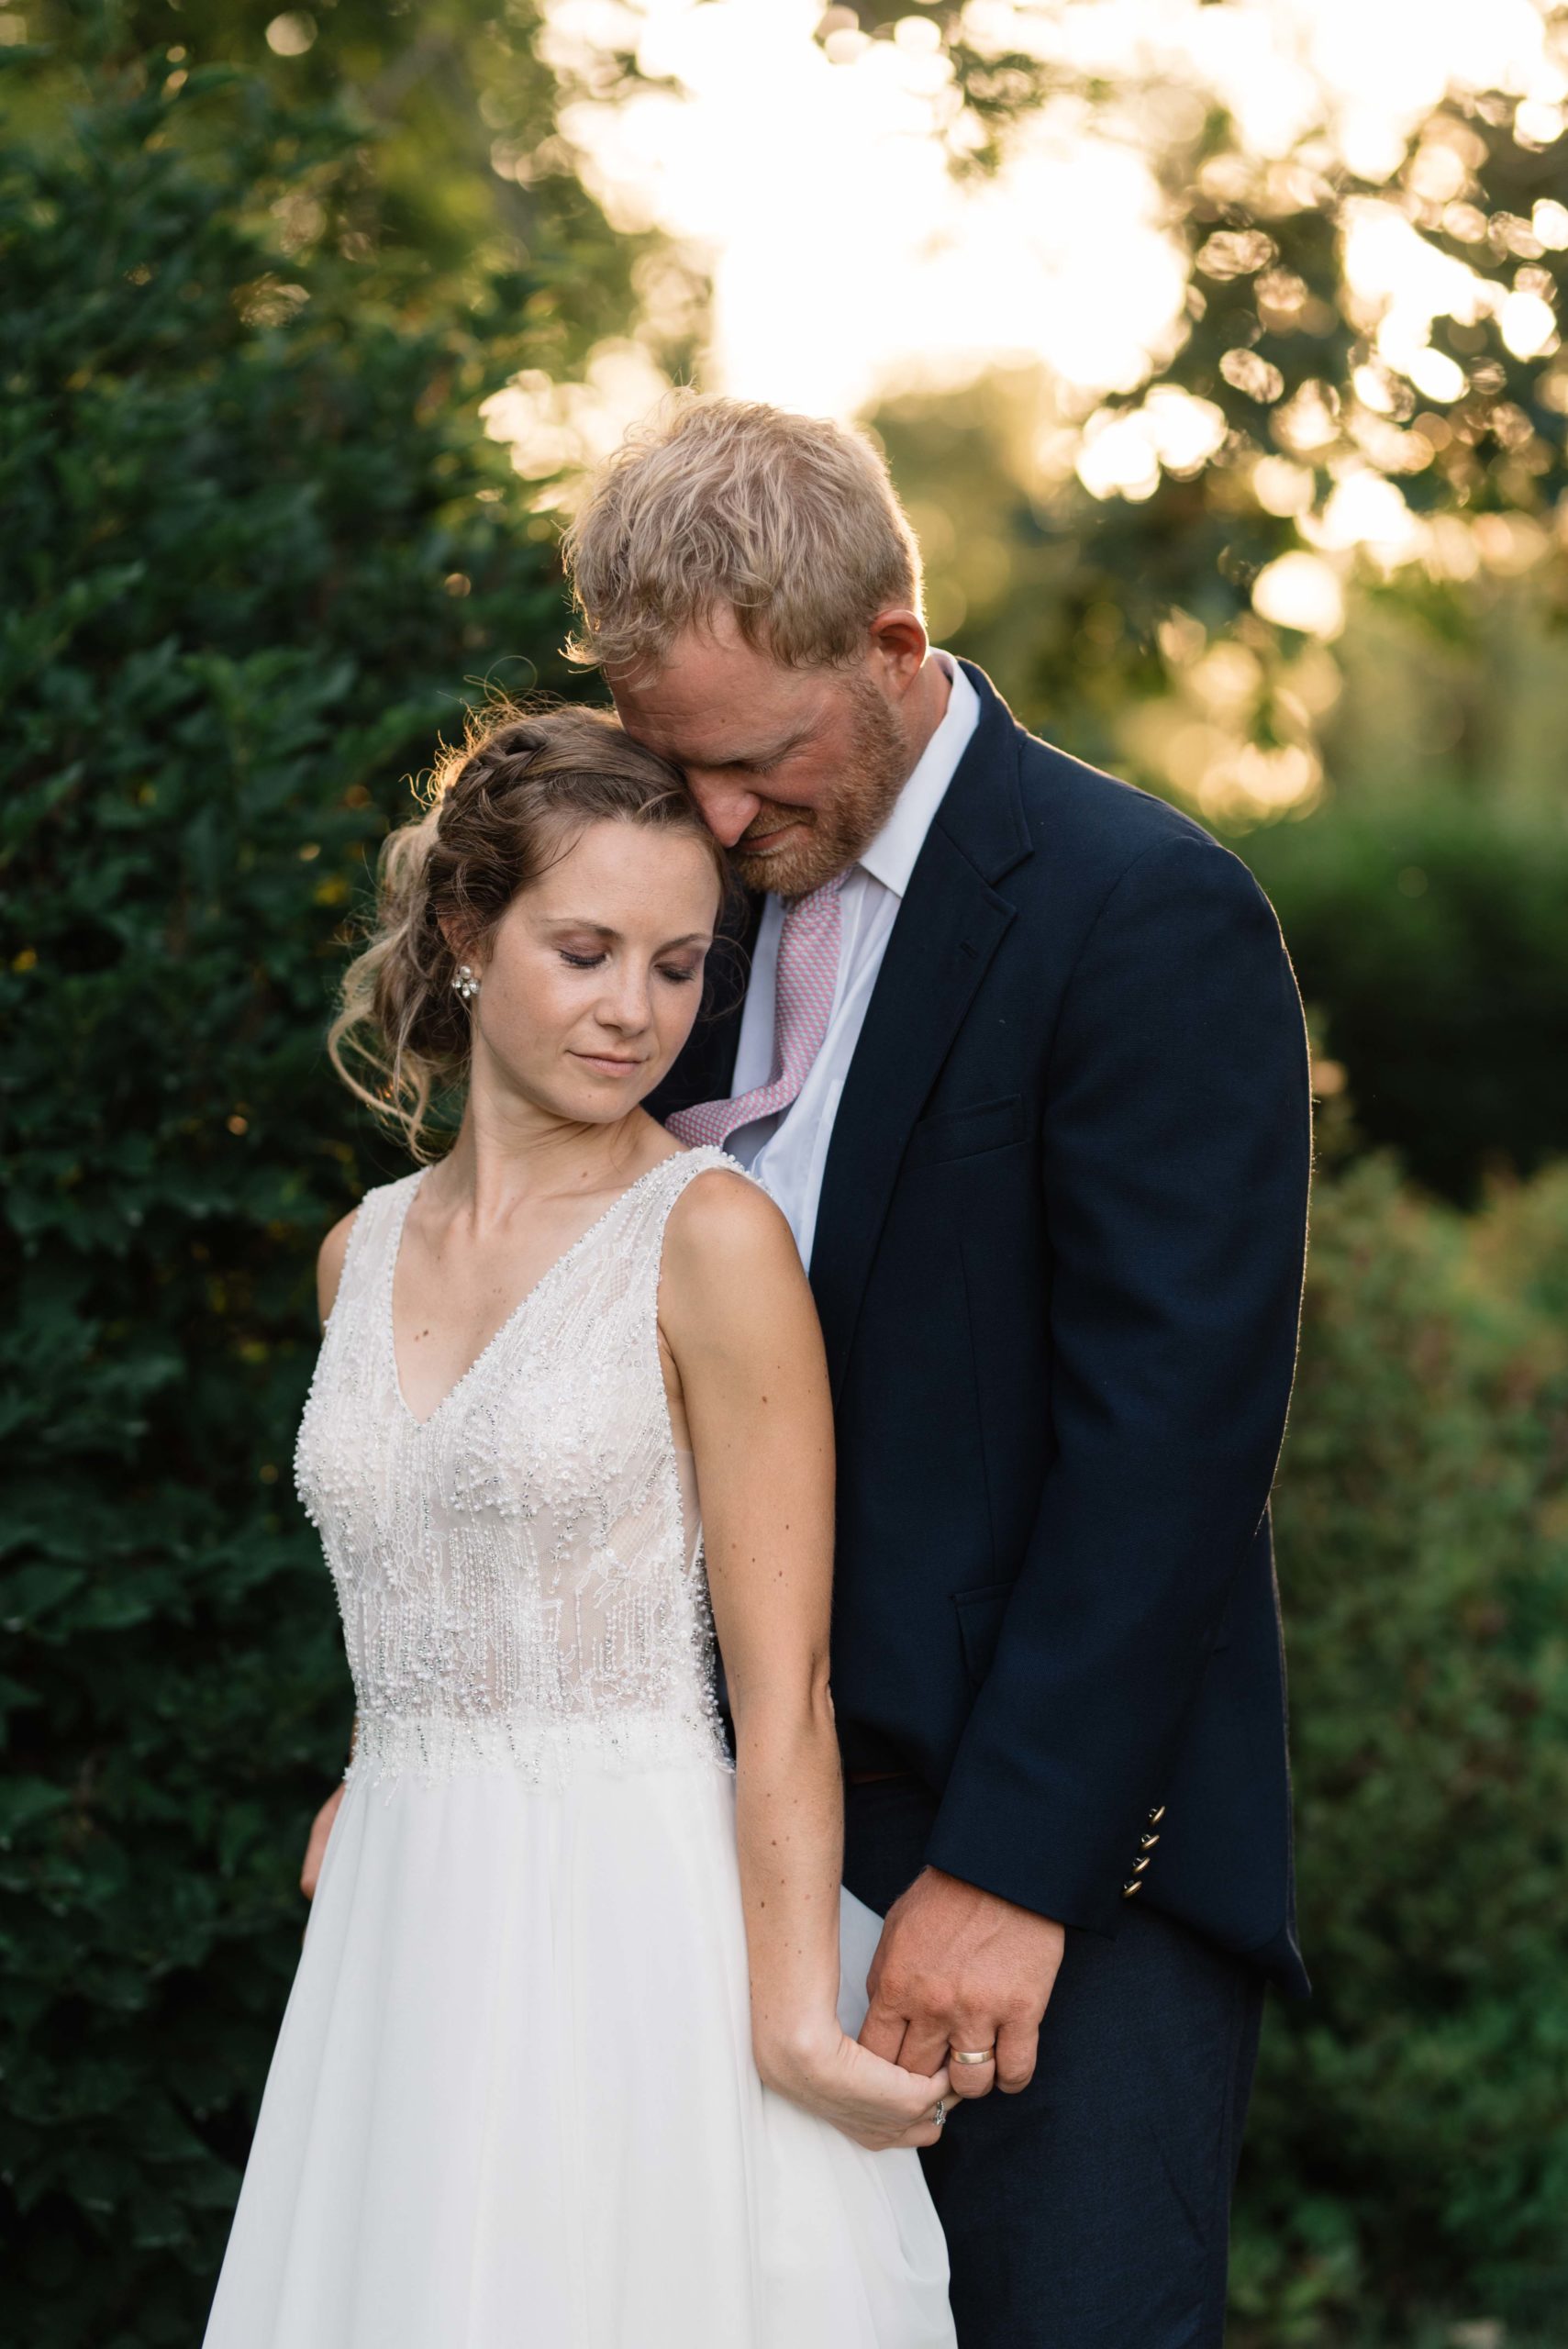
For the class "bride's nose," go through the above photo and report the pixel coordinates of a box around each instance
[594,961,653,1034]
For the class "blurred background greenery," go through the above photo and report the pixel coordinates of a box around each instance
[2,4,1566,2343]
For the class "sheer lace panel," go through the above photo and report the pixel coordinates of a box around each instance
[295,1150,743,1787]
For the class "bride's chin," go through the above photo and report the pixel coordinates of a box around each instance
[480,1062,657,1127]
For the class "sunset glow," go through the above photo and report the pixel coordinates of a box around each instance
[530,0,1564,439]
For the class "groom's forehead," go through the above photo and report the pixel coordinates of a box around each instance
[612,648,829,767]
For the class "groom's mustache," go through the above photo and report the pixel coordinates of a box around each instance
[739,800,815,843]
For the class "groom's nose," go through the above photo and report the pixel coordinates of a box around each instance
[684,774,761,848]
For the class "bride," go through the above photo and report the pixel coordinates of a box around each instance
[202,703,955,2347]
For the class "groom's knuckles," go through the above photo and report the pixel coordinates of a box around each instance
[883,1965,957,2022]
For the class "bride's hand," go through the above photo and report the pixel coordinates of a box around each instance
[755,2018,951,2151]
[300,1784,344,1899]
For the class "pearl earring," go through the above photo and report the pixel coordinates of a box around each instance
[452,963,481,1002]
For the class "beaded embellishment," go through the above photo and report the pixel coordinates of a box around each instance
[295,1150,742,1789]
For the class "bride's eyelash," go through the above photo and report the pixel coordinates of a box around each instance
[558,950,698,985]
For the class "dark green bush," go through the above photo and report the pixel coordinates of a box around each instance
[1241,794,1568,1204]
[1233,1156,1568,2343]
[0,44,572,2347]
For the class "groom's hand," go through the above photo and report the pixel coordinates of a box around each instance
[859,1866,1064,2099]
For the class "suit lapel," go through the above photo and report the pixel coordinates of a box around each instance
[810,664,1032,1398]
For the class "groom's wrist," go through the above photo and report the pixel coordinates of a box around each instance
[925,1795,1119,1938]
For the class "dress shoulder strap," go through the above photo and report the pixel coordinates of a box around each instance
[328,1169,420,1320]
[647,1144,763,1225]
[612,1146,770,1295]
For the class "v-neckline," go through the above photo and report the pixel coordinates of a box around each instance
[384,1156,679,1432]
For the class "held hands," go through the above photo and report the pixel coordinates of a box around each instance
[859,1866,1065,2103]
[300,1784,344,1900]
[755,2016,951,2152]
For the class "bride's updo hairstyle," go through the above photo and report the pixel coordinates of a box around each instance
[328,702,728,1160]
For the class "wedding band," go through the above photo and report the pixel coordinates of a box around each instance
[951,2047,995,2065]
[931,2098,947,2127]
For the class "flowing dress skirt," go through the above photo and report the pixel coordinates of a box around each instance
[203,1757,954,2348]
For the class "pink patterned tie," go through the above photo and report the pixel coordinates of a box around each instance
[667,874,844,1147]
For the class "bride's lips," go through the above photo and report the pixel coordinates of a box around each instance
[573,1052,645,1078]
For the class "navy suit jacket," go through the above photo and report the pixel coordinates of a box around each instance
[651,663,1313,1995]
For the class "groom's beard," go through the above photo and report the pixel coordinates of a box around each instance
[730,678,910,899]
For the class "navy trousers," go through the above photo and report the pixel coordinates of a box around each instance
[845,1776,1264,2349]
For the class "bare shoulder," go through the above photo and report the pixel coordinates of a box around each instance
[316,1207,360,1326]
[664,1163,798,1272]
[658,1157,828,1405]
[661,1164,808,1327]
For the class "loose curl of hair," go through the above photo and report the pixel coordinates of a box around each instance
[328,702,729,1161]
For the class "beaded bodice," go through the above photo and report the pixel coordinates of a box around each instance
[295,1149,738,1787]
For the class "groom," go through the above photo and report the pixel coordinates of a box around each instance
[564,395,1311,2345]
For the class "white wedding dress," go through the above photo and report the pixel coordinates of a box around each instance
[203,1147,954,2349]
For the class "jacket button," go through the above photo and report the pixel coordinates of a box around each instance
[1122,1877,1143,1898]
[1147,1804,1165,1826]
[1140,1831,1161,1850]
[1130,1854,1151,1875]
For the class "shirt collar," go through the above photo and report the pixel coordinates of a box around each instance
[857,651,981,900]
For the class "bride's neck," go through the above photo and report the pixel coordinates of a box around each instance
[434,1085,652,1220]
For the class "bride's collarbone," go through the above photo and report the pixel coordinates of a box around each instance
[387,1155,677,1420]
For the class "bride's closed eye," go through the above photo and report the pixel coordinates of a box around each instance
[558,949,701,985]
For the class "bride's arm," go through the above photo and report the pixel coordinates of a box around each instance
[661,1170,948,2152]
[301,1211,360,1899]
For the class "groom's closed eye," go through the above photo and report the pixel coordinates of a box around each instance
[719,728,811,775]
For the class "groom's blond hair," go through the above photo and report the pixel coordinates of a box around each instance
[562,394,923,678]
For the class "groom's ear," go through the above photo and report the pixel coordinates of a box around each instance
[867,607,930,687]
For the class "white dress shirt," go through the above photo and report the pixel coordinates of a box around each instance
[725,653,981,1266]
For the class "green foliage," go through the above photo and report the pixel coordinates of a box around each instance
[0,31,576,2343]
[1243,790,1568,1200]
[1233,1157,1568,2343]
[22,0,648,368]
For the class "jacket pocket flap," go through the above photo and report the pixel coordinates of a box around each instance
[905,1094,1025,1169]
